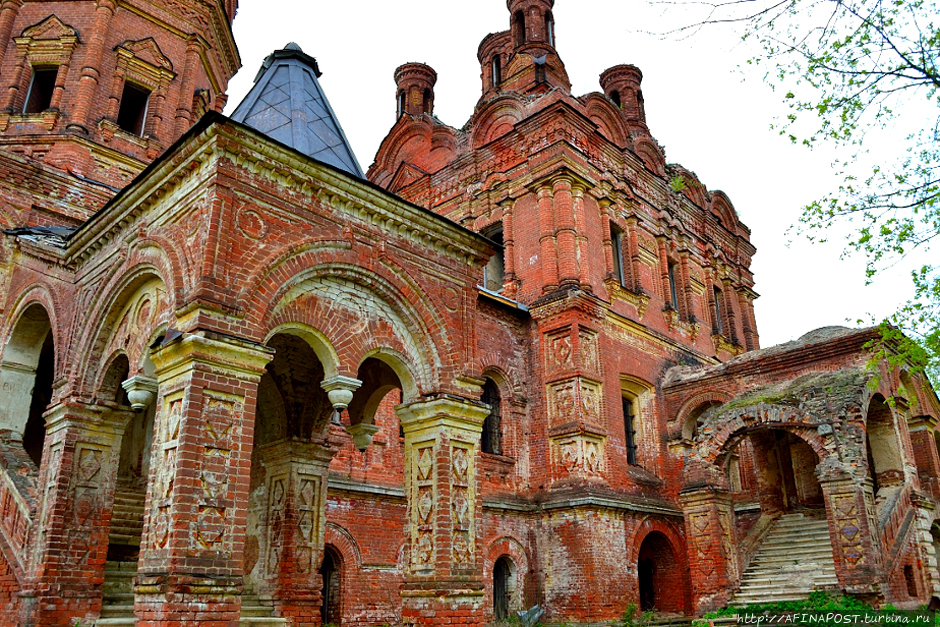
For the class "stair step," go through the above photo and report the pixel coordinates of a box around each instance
[95,620,136,626]
[239,620,289,626]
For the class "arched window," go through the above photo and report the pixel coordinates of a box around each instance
[712,285,724,336]
[491,55,501,87]
[397,90,406,118]
[319,546,342,624]
[422,88,432,114]
[545,11,555,46]
[866,394,904,496]
[668,261,679,311]
[610,90,622,109]
[481,378,502,455]
[512,11,525,47]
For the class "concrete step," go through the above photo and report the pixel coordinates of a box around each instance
[239,620,289,626]
[95,619,136,626]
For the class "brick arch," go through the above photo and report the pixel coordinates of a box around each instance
[359,347,419,402]
[629,518,692,614]
[472,96,525,148]
[2,283,62,367]
[71,266,170,398]
[484,535,530,618]
[253,259,447,392]
[323,522,363,570]
[135,233,187,305]
[675,391,732,441]
[480,364,523,403]
[265,321,341,382]
[694,405,832,466]
[582,93,629,148]
[95,349,130,404]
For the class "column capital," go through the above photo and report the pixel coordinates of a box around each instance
[151,332,273,382]
[395,394,490,435]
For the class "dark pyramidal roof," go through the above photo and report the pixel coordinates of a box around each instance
[231,43,364,178]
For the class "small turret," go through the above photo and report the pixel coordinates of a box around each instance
[477,31,512,94]
[507,0,555,51]
[394,63,437,119]
[600,64,648,133]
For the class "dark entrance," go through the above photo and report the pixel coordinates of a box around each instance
[320,546,341,624]
[494,555,512,620]
[638,556,655,610]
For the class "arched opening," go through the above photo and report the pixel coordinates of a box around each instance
[512,11,525,47]
[491,55,501,87]
[348,357,404,431]
[545,11,554,46]
[0,303,55,468]
[866,394,904,498]
[636,531,688,613]
[320,545,342,624]
[610,90,622,109]
[107,351,159,563]
[397,90,405,119]
[743,429,822,513]
[493,555,513,620]
[481,377,502,455]
[422,88,432,115]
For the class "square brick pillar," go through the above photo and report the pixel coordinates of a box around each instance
[135,333,272,627]
[819,472,882,595]
[395,395,491,627]
[679,486,738,614]
[255,440,333,626]
[21,402,133,626]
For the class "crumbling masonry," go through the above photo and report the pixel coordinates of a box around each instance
[0,1,938,625]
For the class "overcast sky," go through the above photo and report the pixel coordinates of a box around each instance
[224,0,919,350]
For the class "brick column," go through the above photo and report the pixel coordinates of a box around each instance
[819,471,882,594]
[395,395,490,626]
[135,333,272,627]
[174,36,204,136]
[67,0,116,132]
[537,185,558,292]
[256,440,332,627]
[572,184,591,290]
[500,199,517,297]
[0,0,23,71]
[553,176,579,288]
[679,486,738,613]
[22,401,133,626]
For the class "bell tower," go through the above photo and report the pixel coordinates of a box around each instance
[0,0,240,193]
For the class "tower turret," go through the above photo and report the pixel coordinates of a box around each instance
[600,64,648,133]
[507,0,555,52]
[394,62,437,119]
[0,0,240,192]
[477,31,511,94]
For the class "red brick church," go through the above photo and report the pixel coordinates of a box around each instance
[0,0,937,625]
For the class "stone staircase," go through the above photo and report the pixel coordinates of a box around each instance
[733,511,840,605]
[107,479,146,559]
[95,563,287,626]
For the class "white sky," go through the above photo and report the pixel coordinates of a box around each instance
[225,0,919,350]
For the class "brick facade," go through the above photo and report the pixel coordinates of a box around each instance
[0,1,938,626]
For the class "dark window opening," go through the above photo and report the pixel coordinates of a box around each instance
[623,396,638,466]
[481,378,502,455]
[904,564,917,597]
[610,90,622,109]
[23,67,57,114]
[23,332,54,467]
[668,262,679,310]
[491,55,502,87]
[397,91,406,118]
[513,11,525,47]
[611,225,625,286]
[637,90,646,119]
[713,286,724,336]
[494,556,512,620]
[422,88,431,114]
[535,63,546,85]
[117,82,151,136]
[483,224,505,293]
[546,12,555,46]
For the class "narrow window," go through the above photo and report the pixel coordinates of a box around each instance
[481,378,502,455]
[546,11,555,46]
[668,262,679,311]
[623,396,638,466]
[713,286,724,336]
[904,564,917,597]
[611,224,625,286]
[535,63,546,85]
[491,55,501,87]
[422,88,431,114]
[610,90,622,109]
[513,11,525,47]
[483,223,505,293]
[23,67,57,114]
[397,91,406,118]
[117,82,151,136]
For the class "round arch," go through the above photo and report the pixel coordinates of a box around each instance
[676,391,731,441]
[485,536,530,619]
[265,322,340,381]
[629,519,691,614]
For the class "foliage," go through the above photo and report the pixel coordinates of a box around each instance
[618,602,657,627]
[703,591,910,627]
[659,0,940,380]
